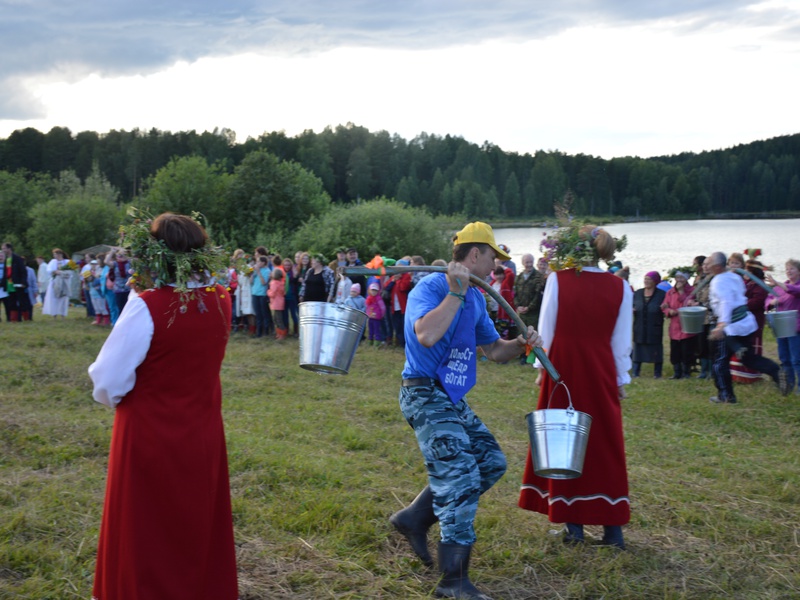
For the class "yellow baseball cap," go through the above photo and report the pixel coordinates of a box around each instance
[452,222,510,260]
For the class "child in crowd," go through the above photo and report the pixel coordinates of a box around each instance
[344,283,367,312]
[251,256,272,337]
[365,282,386,346]
[267,268,287,340]
[89,257,110,326]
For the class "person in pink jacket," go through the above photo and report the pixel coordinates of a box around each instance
[267,269,287,340]
[661,271,696,379]
[766,259,800,394]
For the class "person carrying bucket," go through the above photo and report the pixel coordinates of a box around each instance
[765,258,800,395]
[518,224,633,549]
[706,252,789,403]
[391,221,542,600]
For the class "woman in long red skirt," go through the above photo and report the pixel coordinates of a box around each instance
[519,224,633,549]
[89,212,238,600]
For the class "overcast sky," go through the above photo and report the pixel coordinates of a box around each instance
[1,0,798,158]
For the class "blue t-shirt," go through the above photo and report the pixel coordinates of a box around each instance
[251,267,270,297]
[402,273,499,379]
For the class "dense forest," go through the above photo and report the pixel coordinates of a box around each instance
[2,124,799,219]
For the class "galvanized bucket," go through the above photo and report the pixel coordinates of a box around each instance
[299,302,367,375]
[766,310,798,339]
[526,381,592,479]
[678,306,706,334]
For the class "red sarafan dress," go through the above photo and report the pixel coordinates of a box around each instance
[519,269,631,526]
[92,285,238,600]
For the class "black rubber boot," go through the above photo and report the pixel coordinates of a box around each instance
[389,486,438,567]
[600,525,626,549]
[563,522,585,545]
[669,364,683,379]
[435,543,492,600]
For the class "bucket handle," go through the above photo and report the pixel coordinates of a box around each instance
[543,380,575,413]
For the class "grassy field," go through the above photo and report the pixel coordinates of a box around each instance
[1,307,799,599]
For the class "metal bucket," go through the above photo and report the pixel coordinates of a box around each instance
[526,382,592,479]
[299,302,367,375]
[766,310,798,339]
[678,306,706,334]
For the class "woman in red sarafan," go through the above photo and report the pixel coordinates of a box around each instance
[89,213,238,600]
[519,225,633,549]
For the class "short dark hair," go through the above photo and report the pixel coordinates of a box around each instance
[453,242,490,262]
[2,242,13,251]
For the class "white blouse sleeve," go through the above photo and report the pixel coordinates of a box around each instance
[612,279,633,386]
[88,294,154,407]
[533,271,559,368]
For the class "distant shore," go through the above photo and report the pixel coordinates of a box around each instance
[486,211,800,229]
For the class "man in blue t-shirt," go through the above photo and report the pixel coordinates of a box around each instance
[390,222,541,600]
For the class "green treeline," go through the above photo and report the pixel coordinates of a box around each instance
[3,124,799,217]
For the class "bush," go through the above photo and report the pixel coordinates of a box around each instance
[290,198,451,262]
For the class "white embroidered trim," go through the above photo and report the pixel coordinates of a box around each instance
[520,484,630,506]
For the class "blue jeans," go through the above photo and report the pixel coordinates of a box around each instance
[399,384,506,545]
[285,295,299,333]
[252,295,271,336]
[777,334,800,393]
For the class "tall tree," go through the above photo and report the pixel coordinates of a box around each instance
[297,132,335,194]
[74,131,100,181]
[42,127,76,177]
[531,153,567,216]
[502,172,522,217]
[0,170,51,254]
[225,150,330,249]
[2,128,45,172]
[346,147,372,200]
[139,156,228,230]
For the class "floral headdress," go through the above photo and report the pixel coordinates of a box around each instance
[119,207,229,310]
[744,248,762,260]
[539,192,627,272]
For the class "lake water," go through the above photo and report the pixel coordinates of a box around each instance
[494,219,800,288]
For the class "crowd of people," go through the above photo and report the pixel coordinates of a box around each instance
[628,251,799,403]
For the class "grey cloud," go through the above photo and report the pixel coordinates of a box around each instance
[0,0,788,121]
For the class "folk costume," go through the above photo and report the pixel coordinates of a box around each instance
[89,285,237,600]
[42,258,71,317]
[519,268,632,532]
[89,209,237,600]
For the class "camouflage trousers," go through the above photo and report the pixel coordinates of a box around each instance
[399,384,507,545]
